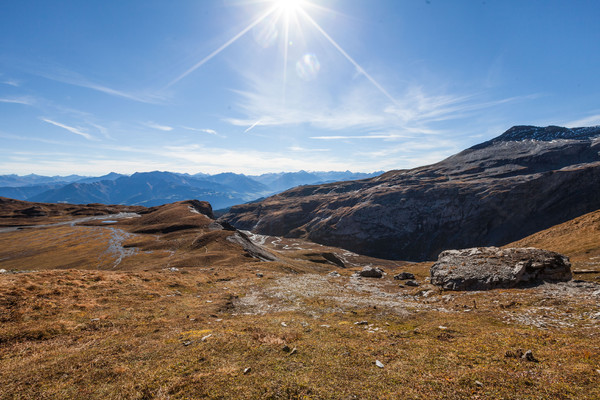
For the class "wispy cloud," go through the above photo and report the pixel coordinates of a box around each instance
[0,97,34,105]
[565,113,600,127]
[41,118,94,140]
[225,71,537,136]
[288,145,330,152]
[1,79,20,87]
[180,126,222,136]
[30,66,164,104]
[143,121,173,131]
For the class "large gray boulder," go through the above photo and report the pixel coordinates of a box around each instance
[430,247,572,291]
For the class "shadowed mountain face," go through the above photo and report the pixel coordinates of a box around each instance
[221,125,600,261]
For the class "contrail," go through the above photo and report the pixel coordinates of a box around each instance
[244,119,262,133]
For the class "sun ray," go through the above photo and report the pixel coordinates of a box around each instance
[298,8,398,105]
[165,5,278,89]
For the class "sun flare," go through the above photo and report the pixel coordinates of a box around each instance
[274,0,306,13]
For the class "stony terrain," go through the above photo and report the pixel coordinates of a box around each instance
[1,197,600,399]
[222,125,600,261]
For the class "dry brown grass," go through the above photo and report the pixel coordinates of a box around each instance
[1,200,599,399]
[1,265,599,399]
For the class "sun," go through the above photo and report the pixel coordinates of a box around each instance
[274,0,306,14]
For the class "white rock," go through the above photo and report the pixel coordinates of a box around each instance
[375,360,384,368]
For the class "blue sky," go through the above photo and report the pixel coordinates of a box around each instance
[1,0,599,176]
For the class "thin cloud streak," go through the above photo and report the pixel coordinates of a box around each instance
[181,126,222,136]
[41,118,95,140]
[31,67,164,104]
[0,97,34,105]
[565,113,600,127]
[143,121,173,131]
[1,79,20,87]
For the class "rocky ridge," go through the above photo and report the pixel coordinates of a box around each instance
[221,125,600,261]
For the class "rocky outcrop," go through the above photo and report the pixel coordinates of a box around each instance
[430,247,572,291]
[221,125,600,261]
[355,266,384,278]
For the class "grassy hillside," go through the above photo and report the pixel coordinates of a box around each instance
[507,208,600,273]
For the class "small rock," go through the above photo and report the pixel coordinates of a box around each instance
[243,367,251,374]
[281,322,287,327]
[201,334,212,342]
[405,280,419,287]
[168,267,179,272]
[328,271,341,277]
[354,321,369,326]
[475,380,483,387]
[183,341,192,346]
[282,345,291,353]
[438,325,448,330]
[375,360,384,368]
[0,269,7,274]
[357,266,383,278]
[394,272,415,280]
[505,349,524,358]
[522,350,538,362]
[289,348,297,355]
[398,284,405,288]
[596,369,600,375]
[256,273,264,278]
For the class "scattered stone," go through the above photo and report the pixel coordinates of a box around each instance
[522,350,539,362]
[168,267,180,272]
[475,380,484,387]
[0,269,6,274]
[201,334,212,342]
[243,367,251,375]
[405,280,419,287]
[398,284,405,288]
[438,325,448,330]
[430,247,572,291]
[505,349,524,359]
[289,348,297,355]
[183,341,192,346]
[354,321,369,326]
[282,345,291,353]
[356,266,383,278]
[281,322,287,327]
[256,273,264,278]
[328,271,341,277]
[375,360,384,368]
[394,272,415,280]
[596,369,600,375]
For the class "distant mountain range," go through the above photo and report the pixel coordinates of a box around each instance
[0,170,382,209]
[222,125,600,261]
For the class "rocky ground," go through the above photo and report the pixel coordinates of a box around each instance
[1,198,600,398]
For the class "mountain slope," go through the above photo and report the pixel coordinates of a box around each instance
[506,207,600,271]
[221,125,600,261]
